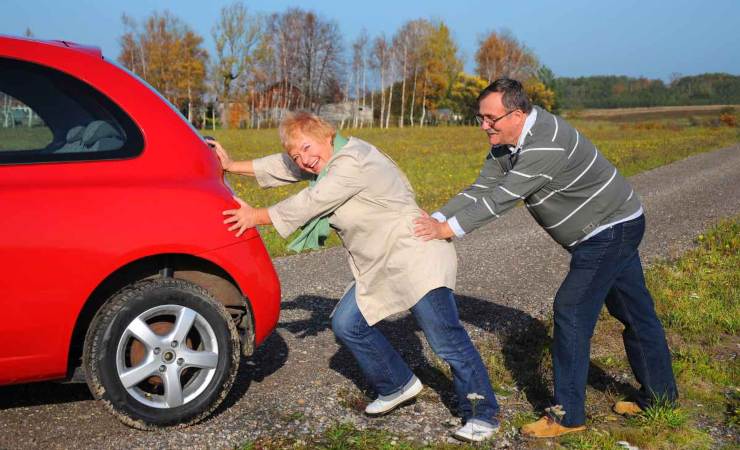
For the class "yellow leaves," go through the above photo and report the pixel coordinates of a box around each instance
[523,78,556,112]
[118,11,208,110]
[474,30,539,82]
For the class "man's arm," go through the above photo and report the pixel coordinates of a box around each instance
[434,149,507,222]
[417,147,566,240]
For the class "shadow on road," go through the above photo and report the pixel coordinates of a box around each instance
[209,331,290,420]
[280,292,640,416]
[0,381,93,410]
[0,332,291,420]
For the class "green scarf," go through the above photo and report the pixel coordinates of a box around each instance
[287,134,349,253]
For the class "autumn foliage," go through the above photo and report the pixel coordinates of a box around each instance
[117,5,561,128]
[119,11,208,122]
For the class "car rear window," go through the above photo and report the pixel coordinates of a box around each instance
[0,57,144,164]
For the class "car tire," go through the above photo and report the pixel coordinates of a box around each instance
[83,278,240,430]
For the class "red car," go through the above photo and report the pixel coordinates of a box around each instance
[0,36,281,429]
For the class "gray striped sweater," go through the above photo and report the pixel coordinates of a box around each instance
[439,106,642,247]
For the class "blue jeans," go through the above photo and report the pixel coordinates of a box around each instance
[553,215,678,426]
[332,285,499,425]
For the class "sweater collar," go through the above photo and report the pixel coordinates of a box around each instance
[509,107,538,153]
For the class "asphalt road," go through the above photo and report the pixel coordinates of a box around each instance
[1,144,738,449]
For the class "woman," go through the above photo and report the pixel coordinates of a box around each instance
[208,112,499,442]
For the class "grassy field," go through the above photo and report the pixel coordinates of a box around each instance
[0,127,52,151]
[238,217,739,449]
[208,115,739,257]
[567,104,740,121]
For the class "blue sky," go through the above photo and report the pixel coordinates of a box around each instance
[3,0,739,81]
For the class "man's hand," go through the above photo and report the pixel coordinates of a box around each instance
[414,215,455,241]
[223,196,257,237]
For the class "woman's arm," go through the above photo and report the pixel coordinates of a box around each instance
[223,152,364,239]
[268,153,363,238]
[206,137,312,188]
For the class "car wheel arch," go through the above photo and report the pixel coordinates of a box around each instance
[66,253,255,380]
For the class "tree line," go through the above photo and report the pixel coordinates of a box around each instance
[115,3,737,129]
[551,74,740,109]
[117,3,556,129]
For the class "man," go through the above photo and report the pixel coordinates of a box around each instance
[414,78,678,438]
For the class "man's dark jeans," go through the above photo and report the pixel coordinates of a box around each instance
[552,215,678,427]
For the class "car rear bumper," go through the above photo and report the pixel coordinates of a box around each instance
[198,234,281,347]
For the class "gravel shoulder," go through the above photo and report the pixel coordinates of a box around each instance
[1,144,738,449]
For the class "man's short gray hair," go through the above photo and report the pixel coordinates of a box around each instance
[477,78,532,114]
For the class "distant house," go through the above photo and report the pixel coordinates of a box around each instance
[215,83,375,129]
[319,101,373,128]
[218,81,304,129]
[432,108,463,124]
[260,81,304,110]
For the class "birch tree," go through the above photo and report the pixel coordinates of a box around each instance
[371,35,391,128]
[211,2,261,128]
[351,31,368,127]
[118,11,208,121]
[391,20,434,126]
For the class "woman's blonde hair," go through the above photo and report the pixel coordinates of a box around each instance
[278,111,336,151]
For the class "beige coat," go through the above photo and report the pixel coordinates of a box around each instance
[252,137,457,325]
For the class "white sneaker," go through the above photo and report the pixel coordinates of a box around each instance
[453,418,499,442]
[364,375,423,416]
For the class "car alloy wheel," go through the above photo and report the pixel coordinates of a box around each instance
[115,304,219,409]
[84,278,240,429]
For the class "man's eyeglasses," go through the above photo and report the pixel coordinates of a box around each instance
[475,109,516,128]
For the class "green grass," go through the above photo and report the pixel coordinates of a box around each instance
[0,126,52,151]
[558,429,622,450]
[647,220,740,341]
[240,422,475,450]
[206,117,738,256]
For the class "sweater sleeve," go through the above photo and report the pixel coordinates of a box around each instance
[252,153,314,188]
[437,151,507,220]
[449,146,567,235]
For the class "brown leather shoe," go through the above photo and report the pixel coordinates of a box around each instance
[521,416,586,438]
[613,401,643,416]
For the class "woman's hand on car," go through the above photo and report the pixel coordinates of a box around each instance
[206,138,256,176]
[223,196,257,237]
[206,138,234,172]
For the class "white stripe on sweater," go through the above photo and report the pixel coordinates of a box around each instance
[472,184,488,188]
[498,185,524,199]
[545,168,618,230]
[528,148,599,207]
[521,147,565,153]
[482,197,499,217]
[567,131,580,159]
[509,170,553,180]
[461,192,478,202]
[552,115,559,141]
